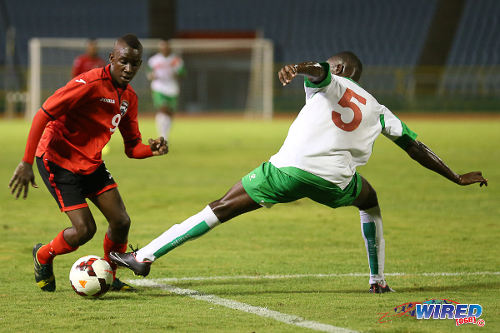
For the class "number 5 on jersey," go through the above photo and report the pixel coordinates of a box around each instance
[332,88,366,132]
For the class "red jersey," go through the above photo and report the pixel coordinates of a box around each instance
[72,54,106,77]
[28,65,151,174]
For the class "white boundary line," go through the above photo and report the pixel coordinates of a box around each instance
[127,271,498,333]
[132,279,358,333]
[130,271,500,284]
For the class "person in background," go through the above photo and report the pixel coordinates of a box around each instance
[72,38,106,77]
[147,39,185,141]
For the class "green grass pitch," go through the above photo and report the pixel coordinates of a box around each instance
[0,116,498,332]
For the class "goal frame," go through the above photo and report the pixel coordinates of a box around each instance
[28,37,274,119]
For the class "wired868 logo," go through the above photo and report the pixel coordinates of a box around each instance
[416,302,484,327]
[378,299,485,327]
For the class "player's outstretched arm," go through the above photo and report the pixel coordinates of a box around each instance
[405,140,487,187]
[278,62,326,86]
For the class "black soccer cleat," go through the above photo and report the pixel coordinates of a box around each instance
[109,251,152,277]
[110,277,137,292]
[369,280,395,294]
[32,243,56,292]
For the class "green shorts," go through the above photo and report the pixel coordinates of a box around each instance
[241,162,362,209]
[152,91,178,110]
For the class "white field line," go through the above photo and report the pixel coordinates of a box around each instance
[127,271,498,333]
[132,279,358,333]
[129,271,500,284]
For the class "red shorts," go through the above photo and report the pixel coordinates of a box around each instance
[36,156,117,212]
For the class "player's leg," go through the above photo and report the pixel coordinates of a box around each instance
[351,176,393,293]
[33,207,96,291]
[137,181,259,260]
[154,92,176,140]
[110,180,261,276]
[34,157,96,291]
[89,187,134,290]
[88,188,129,262]
[155,109,172,140]
[37,209,97,262]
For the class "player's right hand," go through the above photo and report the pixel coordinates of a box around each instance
[278,64,298,86]
[8,161,38,199]
[458,171,488,187]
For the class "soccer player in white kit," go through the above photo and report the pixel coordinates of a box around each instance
[147,39,185,140]
[111,52,487,293]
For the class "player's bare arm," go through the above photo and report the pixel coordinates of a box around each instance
[8,161,38,199]
[148,137,168,156]
[278,62,327,86]
[405,139,488,187]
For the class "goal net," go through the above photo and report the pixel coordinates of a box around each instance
[27,38,274,119]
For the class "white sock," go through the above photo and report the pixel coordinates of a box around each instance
[136,205,220,261]
[359,206,385,284]
[155,112,172,140]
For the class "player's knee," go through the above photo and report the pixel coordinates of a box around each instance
[353,180,379,210]
[362,187,379,210]
[74,223,97,244]
[209,199,229,223]
[110,213,131,233]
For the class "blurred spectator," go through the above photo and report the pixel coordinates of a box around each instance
[72,38,106,77]
[147,39,185,141]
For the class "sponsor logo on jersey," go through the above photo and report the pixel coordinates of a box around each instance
[120,100,129,116]
[100,97,116,104]
[75,79,86,84]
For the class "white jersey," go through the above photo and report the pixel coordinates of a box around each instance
[148,53,184,96]
[270,63,417,189]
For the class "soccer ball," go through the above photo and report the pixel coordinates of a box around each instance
[69,255,113,297]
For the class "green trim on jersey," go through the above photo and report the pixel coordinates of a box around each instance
[381,114,417,150]
[394,121,418,149]
[241,162,362,209]
[379,114,386,130]
[304,62,332,88]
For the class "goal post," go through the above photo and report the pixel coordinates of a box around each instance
[27,37,274,120]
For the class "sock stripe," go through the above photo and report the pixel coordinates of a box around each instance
[362,221,378,275]
[153,221,211,258]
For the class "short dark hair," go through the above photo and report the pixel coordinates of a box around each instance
[335,51,363,82]
[118,34,143,52]
[338,51,363,82]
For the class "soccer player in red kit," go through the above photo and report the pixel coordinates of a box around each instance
[72,38,106,77]
[8,34,168,292]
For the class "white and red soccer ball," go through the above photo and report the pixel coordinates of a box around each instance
[69,255,113,297]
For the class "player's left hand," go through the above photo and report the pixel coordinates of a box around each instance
[458,171,488,187]
[149,137,168,156]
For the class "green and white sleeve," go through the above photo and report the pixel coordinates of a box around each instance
[379,106,417,149]
[303,62,332,100]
